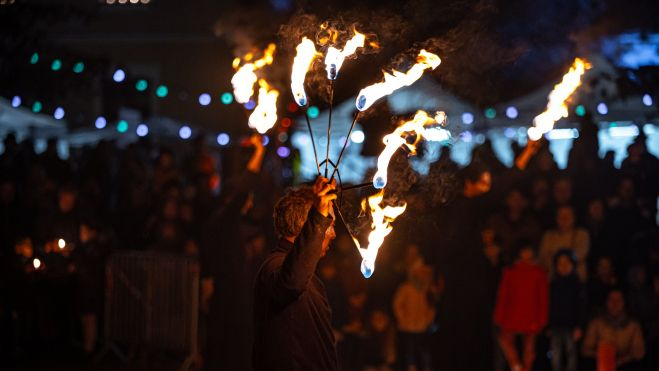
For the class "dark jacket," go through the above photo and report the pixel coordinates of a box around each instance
[253,209,336,371]
[549,274,587,329]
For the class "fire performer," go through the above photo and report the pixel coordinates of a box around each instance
[253,176,338,371]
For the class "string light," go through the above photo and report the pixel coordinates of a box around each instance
[53,107,65,120]
[117,120,129,133]
[505,106,518,119]
[642,94,653,107]
[198,93,211,106]
[350,130,365,143]
[73,62,85,74]
[277,146,291,158]
[11,96,21,107]
[156,85,168,98]
[30,53,39,64]
[51,59,62,71]
[461,112,474,125]
[597,102,608,115]
[135,79,148,91]
[136,124,149,136]
[179,125,192,139]
[307,105,320,119]
[485,107,496,119]
[32,101,43,113]
[575,105,586,117]
[221,92,233,105]
[95,116,107,129]
[217,133,230,146]
[113,69,126,82]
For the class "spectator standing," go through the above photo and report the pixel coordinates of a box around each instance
[393,264,437,371]
[494,244,548,371]
[582,289,645,371]
[548,249,587,371]
[539,205,590,281]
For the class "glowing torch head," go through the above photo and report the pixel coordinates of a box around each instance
[527,58,590,140]
[231,44,277,104]
[291,37,319,107]
[356,49,441,111]
[248,79,279,134]
[324,29,365,80]
[357,191,407,278]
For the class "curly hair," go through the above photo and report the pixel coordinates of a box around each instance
[273,186,315,238]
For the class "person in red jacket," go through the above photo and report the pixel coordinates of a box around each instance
[494,242,549,371]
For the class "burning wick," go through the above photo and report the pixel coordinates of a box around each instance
[33,258,41,269]
[356,49,440,111]
[248,79,279,134]
[528,58,590,140]
[324,29,365,80]
[58,238,66,249]
[373,111,450,189]
[291,37,319,107]
[231,43,276,104]
[355,191,407,278]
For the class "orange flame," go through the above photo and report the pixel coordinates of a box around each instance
[324,29,366,80]
[355,50,441,111]
[231,43,276,104]
[248,79,279,134]
[357,190,407,278]
[290,37,320,107]
[373,111,450,189]
[528,58,591,140]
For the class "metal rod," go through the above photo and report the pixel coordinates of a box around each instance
[332,202,358,247]
[324,80,335,177]
[330,110,360,181]
[340,182,373,192]
[303,107,321,175]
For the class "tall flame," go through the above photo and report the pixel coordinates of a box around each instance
[528,58,591,140]
[324,29,366,80]
[357,190,407,278]
[231,43,277,104]
[355,50,441,111]
[291,37,319,107]
[373,111,450,189]
[248,79,279,134]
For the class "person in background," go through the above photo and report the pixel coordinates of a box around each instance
[588,256,618,316]
[362,308,397,371]
[71,218,111,356]
[539,205,590,281]
[200,134,265,371]
[582,289,645,371]
[494,243,548,371]
[393,264,437,371]
[548,249,587,371]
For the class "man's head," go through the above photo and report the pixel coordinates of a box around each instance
[461,161,491,197]
[273,186,336,256]
[58,184,77,213]
[556,205,575,232]
[606,289,625,318]
[554,249,576,277]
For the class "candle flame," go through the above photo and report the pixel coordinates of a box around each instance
[248,79,279,134]
[355,50,441,111]
[33,258,41,269]
[373,110,450,189]
[357,190,407,278]
[324,29,365,80]
[231,43,276,104]
[291,37,320,107]
[58,238,66,249]
[528,58,591,140]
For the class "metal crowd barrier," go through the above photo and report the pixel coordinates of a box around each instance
[98,251,199,371]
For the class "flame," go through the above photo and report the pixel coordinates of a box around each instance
[291,37,320,107]
[357,190,407,278]
[373,111,450,189]
[528,58,591,140]
[58,238,66,249]
[231,43,277,104]
[324,29,365,80]
[33,258,41,269]
[355,50,441,111]
[248,79,279,134]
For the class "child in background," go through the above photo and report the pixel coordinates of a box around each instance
[494,242,548,371]
[548,249,587,371]
[362,308,397,371]
[393,264,437,371]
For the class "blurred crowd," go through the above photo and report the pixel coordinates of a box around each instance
[0,116,658,371]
